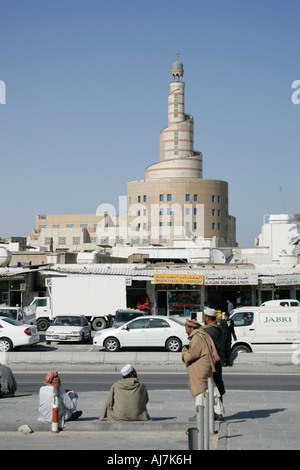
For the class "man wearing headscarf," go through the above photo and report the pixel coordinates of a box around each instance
[38,371,82,429]
[100,364,150,421]
[182,319,220,411]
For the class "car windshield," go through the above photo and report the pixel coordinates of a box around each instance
[53,317,82,326]
[0,317,23,326]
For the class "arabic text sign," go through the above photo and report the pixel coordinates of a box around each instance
[154,273,204,285]
[275,274,300,286]
[204,274,258,285]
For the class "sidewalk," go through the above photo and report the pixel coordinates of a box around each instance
[1,388,300,450]
[1,351,300,450]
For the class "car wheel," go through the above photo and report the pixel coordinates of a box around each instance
[231,344,251,354]
[166,337,182,353]
[0,337,13,352]
[104,337,120,352]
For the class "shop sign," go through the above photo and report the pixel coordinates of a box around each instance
[275,274,300,286]
[204,274,258,285]
[153,273,204,285]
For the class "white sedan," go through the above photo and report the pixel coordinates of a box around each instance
[93,315,189,352]
[45,315,91,344]
[0,317,39,352]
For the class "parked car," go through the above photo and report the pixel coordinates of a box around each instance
[93,315,189,352]
[0,317,39,352]
[0,306,36,325]
[113,309,146,328]
[45,315,91,344]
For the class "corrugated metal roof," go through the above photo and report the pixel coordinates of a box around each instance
[1,263,300,280]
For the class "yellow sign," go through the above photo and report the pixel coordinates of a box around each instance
[154,273,204,285]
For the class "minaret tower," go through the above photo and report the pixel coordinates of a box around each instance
[145,53,202,180]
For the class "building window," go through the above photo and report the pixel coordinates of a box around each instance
[194,222,197,230]
[212,209,215,216]
[160,194,164,201]
[143,209,147,216]
[167,194,172,201]
[185,208,190,215]
[143,195,147,202]
[67,224,74,228]
[193,194,198,201]
[45,237,52,245]
[217,195,221,203]
[58,237,66,245]
[212,223,215,230]
[73,237,81,245]
[160,222,164,226]
[212,195,215,202]
[138,196,141,202]
[167,208,172,215]
[218,223,221,230]
[194,208,197,216]
[52,225,60,228]
[159,208,164,215]
[186,194,190,201]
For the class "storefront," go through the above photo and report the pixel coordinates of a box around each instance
[153,273,204,317]
[204,273,258,311]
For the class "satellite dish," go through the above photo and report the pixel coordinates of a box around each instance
[210,249,226,264]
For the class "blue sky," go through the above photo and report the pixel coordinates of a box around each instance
[0,0,299,246]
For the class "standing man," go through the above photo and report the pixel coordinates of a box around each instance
[220,312,237,366]
[227,300,234,314]
[202,308,226,420]
[182,319,220,413]
[100,364,150,421]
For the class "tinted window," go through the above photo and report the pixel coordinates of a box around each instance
[127,318,149,329]
[148,318,170,328]
[231,312,254,327]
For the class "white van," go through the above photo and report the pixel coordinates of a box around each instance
[260,299,300,307]
[230,306,300,353]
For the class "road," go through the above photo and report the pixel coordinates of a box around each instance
[13,371,300,394]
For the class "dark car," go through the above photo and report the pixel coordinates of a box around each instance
[113,309,146,328]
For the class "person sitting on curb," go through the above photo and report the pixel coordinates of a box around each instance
[38,371,82,429]
[0,363,17,398]
[100,364,150,421]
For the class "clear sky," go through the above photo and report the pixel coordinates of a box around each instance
[0,0,299,247]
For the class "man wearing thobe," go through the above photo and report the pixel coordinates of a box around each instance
[100,364,150,421]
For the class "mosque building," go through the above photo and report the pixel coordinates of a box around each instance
[126,55,236,247]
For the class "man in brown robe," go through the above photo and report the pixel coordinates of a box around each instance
[182,319,220,407]
[99,364,150,421]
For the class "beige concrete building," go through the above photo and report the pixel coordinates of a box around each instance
[127,55,236,247]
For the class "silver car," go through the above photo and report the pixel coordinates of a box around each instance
[45,315,91,344]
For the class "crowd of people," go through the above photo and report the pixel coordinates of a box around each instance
[0,302,236,426]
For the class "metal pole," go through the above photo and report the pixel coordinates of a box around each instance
[196,405,204,450]
[208,377,215,435]
[187,427,199,450]
[51,378,60,433]
[203,391,210,450]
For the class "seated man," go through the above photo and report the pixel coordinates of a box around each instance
[100,364,150,421]
[38,371,82,429]
[0,363,17,398]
